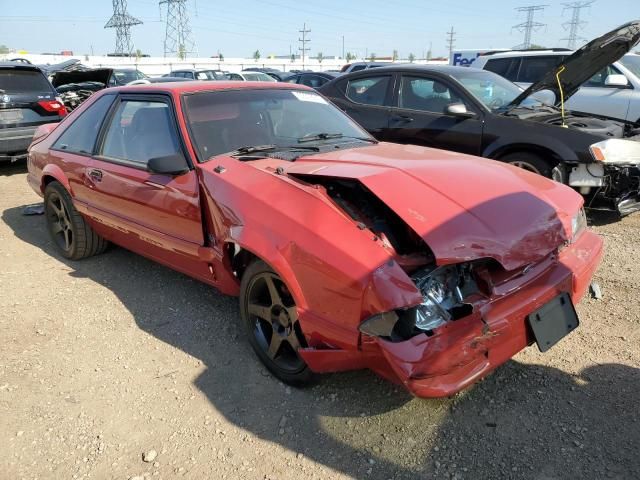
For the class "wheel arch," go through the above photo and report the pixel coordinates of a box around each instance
[487,143,564,166]
[41,164,71,194]
[225,234,309,312]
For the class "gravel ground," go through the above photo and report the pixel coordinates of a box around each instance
[1,162,639,480]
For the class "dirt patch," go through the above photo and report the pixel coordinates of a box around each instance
[1,164,638,480]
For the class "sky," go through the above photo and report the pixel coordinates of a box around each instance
[0,0,638,59]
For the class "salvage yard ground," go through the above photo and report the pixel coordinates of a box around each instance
[1,162,639,480]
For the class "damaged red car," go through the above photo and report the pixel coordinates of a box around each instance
[26,82,604,397]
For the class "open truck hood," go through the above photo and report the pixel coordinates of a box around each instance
[51,68,113,88]
[285,143,581,271]
[510,20,640,107]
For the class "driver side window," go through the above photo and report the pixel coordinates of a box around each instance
[100,99,181,166]
[399,76,466,113]
[584,65,623,88]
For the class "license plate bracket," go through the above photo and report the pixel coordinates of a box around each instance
[527,292,579,352]
[0,109,23,122]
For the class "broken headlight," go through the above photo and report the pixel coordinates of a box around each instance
[571,207,587,241]
[590,139,640,165]
[359,264,476,340]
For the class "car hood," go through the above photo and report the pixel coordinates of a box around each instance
[510,20,640,107]
[51,68,113,88]
[285,143,581,271]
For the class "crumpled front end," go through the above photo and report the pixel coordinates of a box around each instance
[363,229,603,398]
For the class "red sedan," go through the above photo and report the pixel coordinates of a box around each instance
[27,81,603,397]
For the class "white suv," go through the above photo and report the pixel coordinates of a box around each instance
[473,50,640,124]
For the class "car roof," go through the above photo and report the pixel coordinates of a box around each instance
[480,50,574,59]
[343,64,490,76]
[110,81,314,95]
[0,61,42,72]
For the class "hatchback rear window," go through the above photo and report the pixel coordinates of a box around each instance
[0,69,53,94]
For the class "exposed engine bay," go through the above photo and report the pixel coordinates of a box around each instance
[507,108,640,139]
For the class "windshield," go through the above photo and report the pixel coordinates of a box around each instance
[113,70,146,85]
[195,70,226,80]
[448,69,544,110]
[621,55,640,78]
[183,88,371,161]
[243,72,277,82]
[0,69,53,93]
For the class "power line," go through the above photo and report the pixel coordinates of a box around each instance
[561,1,595,49]
[104,0,143,55]
[445,27,456,59]
[299,23,311,68]
[512,4,548,49]
[159,0,197,58]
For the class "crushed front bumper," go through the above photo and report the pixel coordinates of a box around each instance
[344,229,603,398]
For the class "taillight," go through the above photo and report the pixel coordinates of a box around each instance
[38,99,67,117]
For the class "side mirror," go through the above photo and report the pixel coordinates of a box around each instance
[604,74,629,87]
[445,103,476,118]
[147,153,189,176]
[532,89,556,105]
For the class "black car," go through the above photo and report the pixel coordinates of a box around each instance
[242,67,290,81]
[0,62,66,162]
[284,71,339,89]
[319,21,640,215]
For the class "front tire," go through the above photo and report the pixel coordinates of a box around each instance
[501,152,562,181]
[240,260,316,386]
[44,181,108,260]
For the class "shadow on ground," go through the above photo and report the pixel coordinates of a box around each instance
[3,204,639,479]
[0,160,27,176]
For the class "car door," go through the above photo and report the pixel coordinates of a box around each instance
[386,74,484,155]
[47,94,117,209]
[85,94,207,274]
[567,65,633,121]
[333,74,393,138]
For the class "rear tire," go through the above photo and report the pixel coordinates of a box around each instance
[44,181,108,260]
[240,260,316,387]
[501,152,559,180]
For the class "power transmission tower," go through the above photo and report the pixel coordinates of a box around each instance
[512,5,548,49]
[104,0,142,55]
[445,27,456,59]
[159,0,197,58]
[298,23,311,68]
[561,1,595,49]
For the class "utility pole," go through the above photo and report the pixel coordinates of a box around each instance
[512,4,548,49]
[561,1,595,49]
[342,35,345,59]
[104,0,142,55]
[298,23,311,68]
[159,0,197,58]
[445,27,456,59]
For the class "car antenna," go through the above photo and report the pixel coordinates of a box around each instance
[555,65,568,128]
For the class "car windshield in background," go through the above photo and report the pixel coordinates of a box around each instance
[243,72,277,82]
[113,70,146,84]
[0,69,53,93]
[621,55,640,77]
[196,70,226,80]
[449,69,544,110]
[184,88,371,161]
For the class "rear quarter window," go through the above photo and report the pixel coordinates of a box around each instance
[0,69,54,94]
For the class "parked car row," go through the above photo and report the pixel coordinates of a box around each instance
[319,20,640,215]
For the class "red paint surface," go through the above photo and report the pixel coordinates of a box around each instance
[27,82,604,398]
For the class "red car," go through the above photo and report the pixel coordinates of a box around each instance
[27,81,603,398]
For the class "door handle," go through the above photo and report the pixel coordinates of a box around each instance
[391,114,414,123]
[88,169,103,182]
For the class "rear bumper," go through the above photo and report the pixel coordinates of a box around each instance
[0,126,38,158]
[301,230,604,398]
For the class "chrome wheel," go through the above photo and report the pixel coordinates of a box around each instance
[509,160,542,175]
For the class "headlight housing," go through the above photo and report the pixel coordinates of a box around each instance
[359,264,476,340]
[570,208,587,241]
[589,139,640,164]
